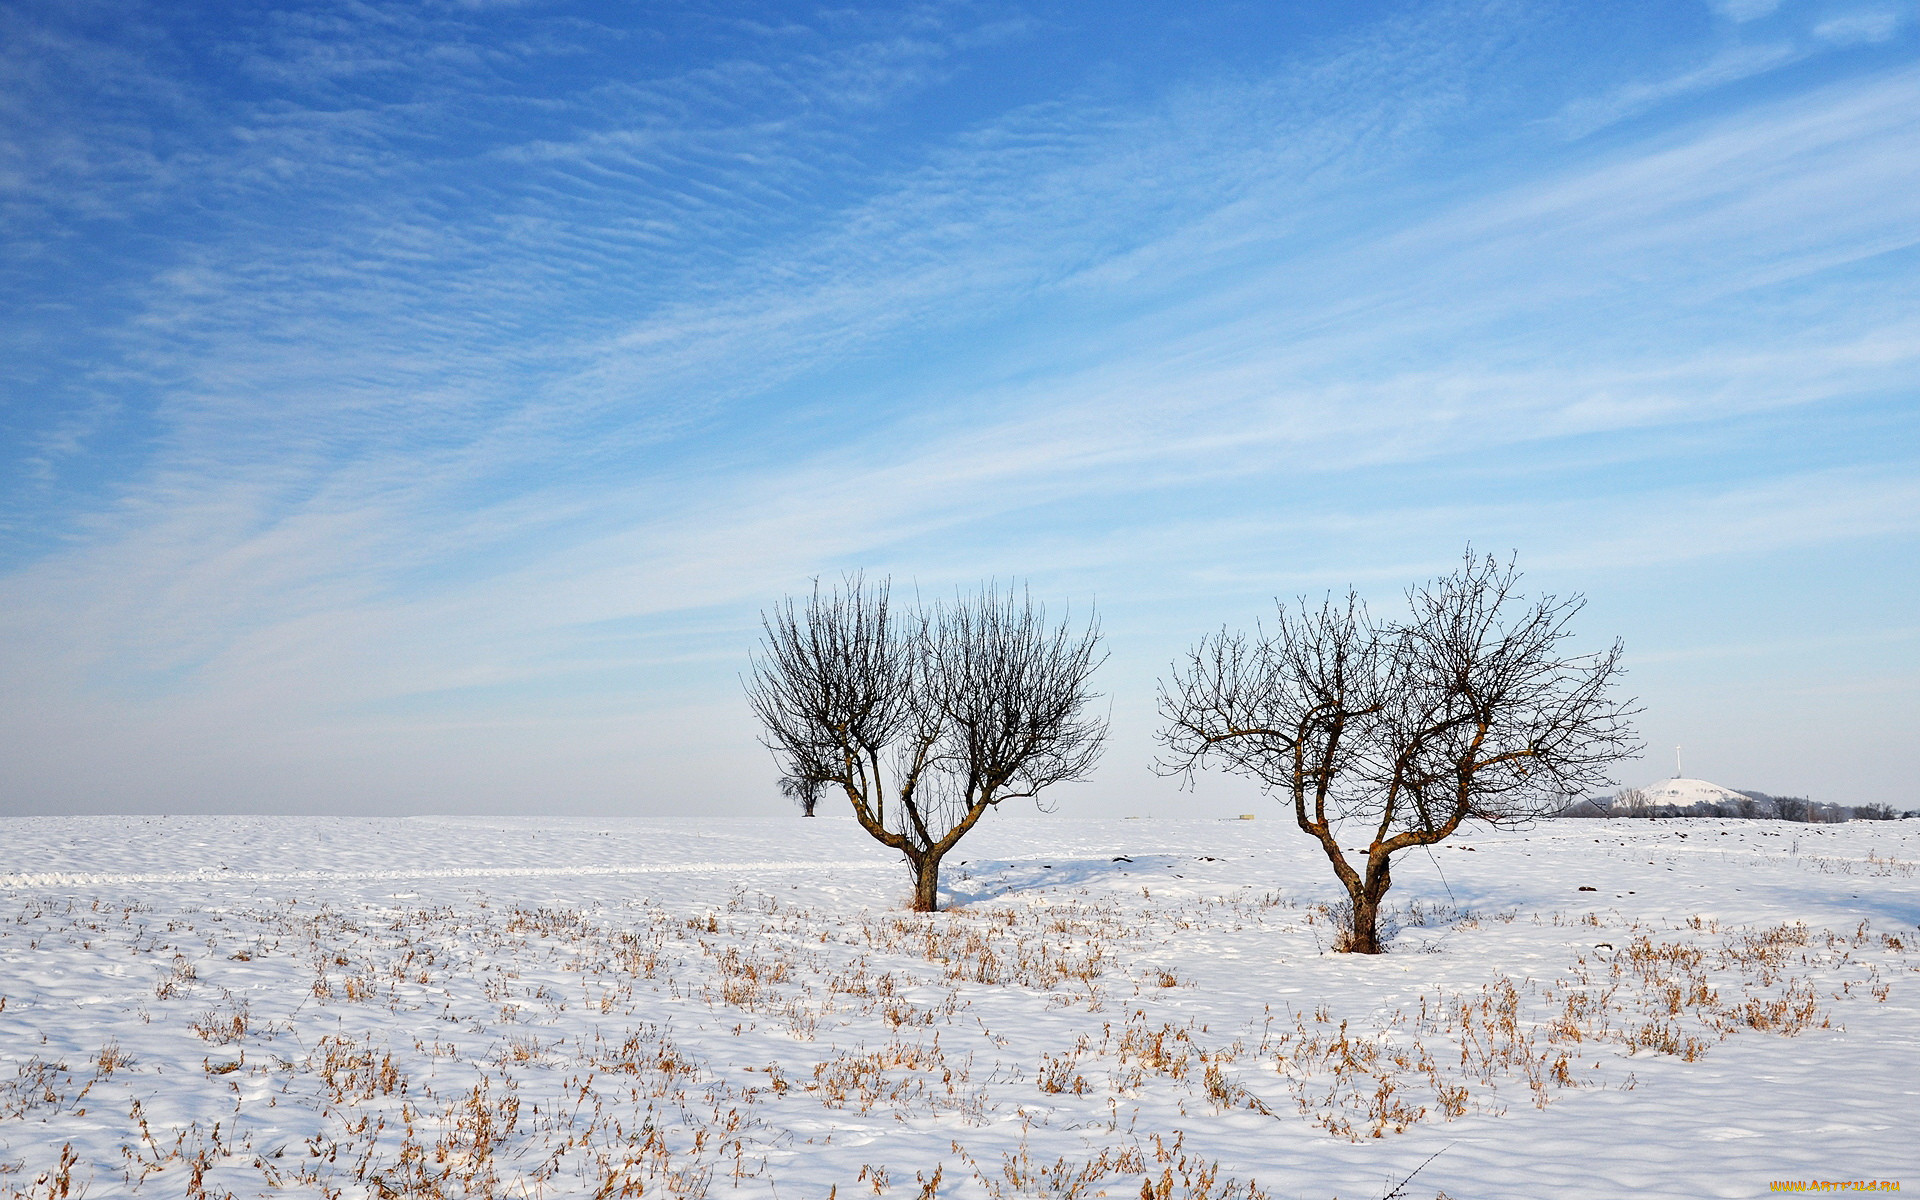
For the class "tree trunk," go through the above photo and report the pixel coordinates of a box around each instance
[1346,889,1382,953]
[1344,857,1392,954]
[909,851,944,913]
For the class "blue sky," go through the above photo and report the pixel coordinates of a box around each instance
[2,0,1916,817]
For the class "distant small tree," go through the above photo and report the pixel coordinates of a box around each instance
[747,576,1106,912]
[780,774,823,816]
[1552,796,1610,818]
[1157,553,1638,953]
[1855,803,1898,821]
[1611,787,1653,817]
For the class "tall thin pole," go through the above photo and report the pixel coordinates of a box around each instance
[1674,745,1682,778]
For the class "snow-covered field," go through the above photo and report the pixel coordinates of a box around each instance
[2,813,1915,1199]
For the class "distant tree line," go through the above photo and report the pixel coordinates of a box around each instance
[1554,789,1912,822]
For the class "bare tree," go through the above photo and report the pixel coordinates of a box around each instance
[747,576,1107,912]
[780,774,823,816]
[1158,553,1638,953]
[1610,787,1653,817]
[1774,795,1811,823]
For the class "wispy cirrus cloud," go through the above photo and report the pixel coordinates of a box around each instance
[1552,41,1802,138]
[1551,0,1911,139]
[1,2,1915,813]
[12,56,1916,677]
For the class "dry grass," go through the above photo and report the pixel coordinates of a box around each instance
[959,1131,1274,1199]
[1802,851,1917,878]
[0,878,1909,1194]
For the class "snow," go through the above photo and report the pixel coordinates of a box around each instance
[1634,778,1751,807]
[2,813,1916,1199]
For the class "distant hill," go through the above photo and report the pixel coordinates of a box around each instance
[1555,777,1910,821]
[1636,777,1748,807]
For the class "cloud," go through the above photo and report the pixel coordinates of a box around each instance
[1553,3,1913,139]
[1551,42,1803,138]
[3,3,1917,813]
[1814,10,1903,43]
[17,48,1920,611]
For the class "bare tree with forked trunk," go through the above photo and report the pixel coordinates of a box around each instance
[747,576,1107,912]
[1157,553,1638,953]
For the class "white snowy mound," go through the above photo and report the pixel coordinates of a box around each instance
[1636,777,1748,806]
